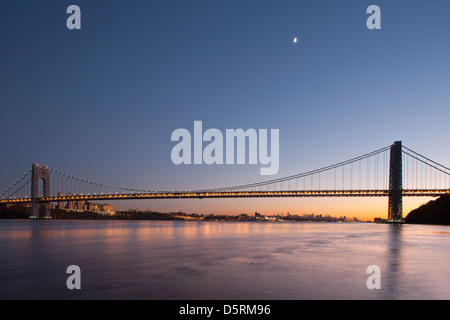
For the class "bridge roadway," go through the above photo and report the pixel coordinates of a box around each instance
[1,189,449,205]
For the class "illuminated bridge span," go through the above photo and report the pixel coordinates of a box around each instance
[1,141,450,222]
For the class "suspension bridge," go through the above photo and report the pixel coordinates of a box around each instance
[1,141,450,222]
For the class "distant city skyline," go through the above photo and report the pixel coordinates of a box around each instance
[1,1,450,220]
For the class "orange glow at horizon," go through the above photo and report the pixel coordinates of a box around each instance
[113,196,436,221]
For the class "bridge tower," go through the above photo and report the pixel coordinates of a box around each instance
[388,141,403,222]
[30,163,51,219]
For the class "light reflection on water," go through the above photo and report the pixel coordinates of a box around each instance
[0,220,449,300]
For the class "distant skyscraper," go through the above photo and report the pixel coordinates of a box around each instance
[67,193,74,211]
[76,196,85,212]
[57,192,65,209]
[85,201,93,212]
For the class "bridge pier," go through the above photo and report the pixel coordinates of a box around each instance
[30,164,51,219]
[388,141,403,222]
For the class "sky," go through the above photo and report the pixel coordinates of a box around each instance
[1,0,450,220]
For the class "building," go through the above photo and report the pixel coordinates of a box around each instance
[76,196,85,212]
[67,193,74,211]
[57,192,65,209]
[100,204,115,214]
[85,201,94,212]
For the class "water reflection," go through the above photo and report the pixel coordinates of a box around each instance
[0,220,449,300]
[384,225,403,299]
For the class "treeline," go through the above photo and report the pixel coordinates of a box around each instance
[114,211,183,220]
[0,205,29,219]
[0,205,183,221]
[405,195,450,225]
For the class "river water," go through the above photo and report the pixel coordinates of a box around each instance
[0,220,449,300]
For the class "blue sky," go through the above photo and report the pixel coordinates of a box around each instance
[1,1,450,218]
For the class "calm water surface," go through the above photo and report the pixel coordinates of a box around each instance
[0,220,449,300]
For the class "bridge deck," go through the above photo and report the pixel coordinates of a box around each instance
[1,189,449,204]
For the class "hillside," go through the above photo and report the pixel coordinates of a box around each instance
[405,195,450,225]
